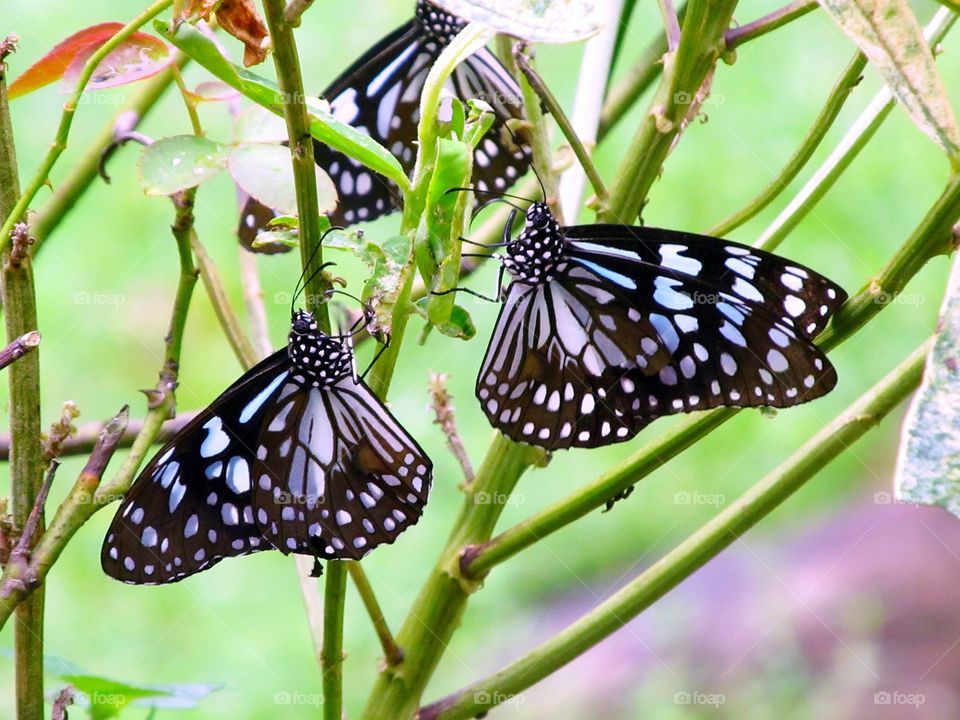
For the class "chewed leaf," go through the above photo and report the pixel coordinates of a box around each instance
[8,23,172,99]
[896,257,960,514]
[138,135,228,195]
[430,0,602,42]
[819,0,960,159]
[227,143,337,216]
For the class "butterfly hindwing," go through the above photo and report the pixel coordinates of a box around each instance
[252,375,432,559]
[102,350,292,584]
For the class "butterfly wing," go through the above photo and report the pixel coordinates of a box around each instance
[251,374,432,559]
[561,226,846,419]
[102,350,293,584]
[477,279,674,449]
[451,47,531,195]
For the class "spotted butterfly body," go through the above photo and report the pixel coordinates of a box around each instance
[102,311,432,584]
[477,204,847,450]
[238,0,530,245]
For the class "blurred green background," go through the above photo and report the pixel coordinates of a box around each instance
[2,1,959,718]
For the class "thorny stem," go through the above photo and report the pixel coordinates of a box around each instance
[423,337,934,720]
[725,1,819,49]
[1,38,45,719]
[0,187,199,631]
[0,0,174,254]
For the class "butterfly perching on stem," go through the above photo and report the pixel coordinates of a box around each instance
[447,197,848,451]
[102,270,432,585]
[238,0,531,247]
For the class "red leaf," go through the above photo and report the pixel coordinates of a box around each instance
[7,23,172,99]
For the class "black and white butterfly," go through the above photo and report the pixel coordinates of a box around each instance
[473,203,847,450]
[102,310,432,584]
[238,0,531,247]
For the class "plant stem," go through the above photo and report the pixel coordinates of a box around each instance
[658,0,682,50]
[347,562,404,666]
[360,434,542,720]
[0,330,40,371]
[707,51,867,237]
[601,0,739,223]
[191,235,259,368]
[514,52,609,207]
[0,190,198,631]
[1,41,45,720]
[261,0,328,326]
[725,1,818,49]
[0,0,174,254]
[31,55,186,251]
[423,337,933,720]
[321,560,347,720]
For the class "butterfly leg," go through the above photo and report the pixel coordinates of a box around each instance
[360,335,391,380]
[602,485,635,513]
[310,557,325,578]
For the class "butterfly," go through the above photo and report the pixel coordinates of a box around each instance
[102,309,432,584]
[238,0,531,248]
[472,202,847,450]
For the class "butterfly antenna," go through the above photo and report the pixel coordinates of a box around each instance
[445,186,535,211]
[291,227,344,313]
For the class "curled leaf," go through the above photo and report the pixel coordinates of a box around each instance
[214,0,270,67]
[8,23,172,99]
[430,0,602,42]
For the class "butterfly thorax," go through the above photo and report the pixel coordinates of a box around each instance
[502,202,565,284]
[416,1,466,45]
[288,310,353,385]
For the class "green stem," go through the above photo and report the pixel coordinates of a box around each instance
[360,434,542,720]
[171,64,203,137]
[32,54,186,252]
[600,0,738,223]
[707,50,867,237]
[261,0,328,327]
[321,561,347,720]
[190,235,259,369]
[725,1,818,49]
[1,40,45,720]
[423,337,933,720]
[514,51,609,206]
[347,561,404,666]
[0,188,198,631]
[0,0,174,253]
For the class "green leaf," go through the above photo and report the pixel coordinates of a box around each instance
[137,135,228,195]
[819,0,960,161]
[896,258,960,514]
[65,675,221,719]
[227,142,338,215]
[155,19,410,191]
[429,0,602,42]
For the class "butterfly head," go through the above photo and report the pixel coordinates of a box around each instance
[289,310,354,384]
[502,202,564,283]
[416,1,466,44]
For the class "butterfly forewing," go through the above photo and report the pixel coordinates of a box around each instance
[102,351,292,584]
[251,375,432,559]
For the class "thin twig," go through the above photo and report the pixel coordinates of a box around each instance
[726,1,818,49]
[42,401,80,461]
[238,248,273,358]
[6,462,58,576]
[0,330,39,372]
[0,34,19,64]
[284,0,316,26]
[191,234,259,368]
[657,0,682,51]
[514,49,609,209]
[428,372,475,484]
[347,562,404,667]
